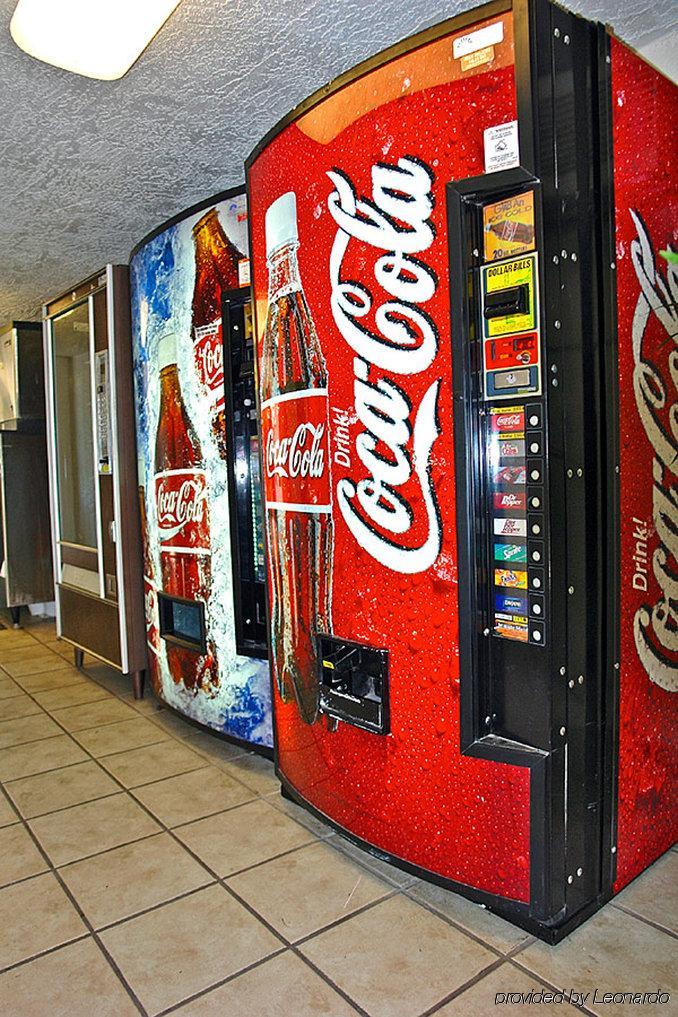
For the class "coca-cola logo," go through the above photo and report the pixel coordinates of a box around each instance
[496,414,522,429]
[194,320,224,408]
[500,442,521,457]
[156,473,207,542]
[144,585,156,626]
[628,211,677,693]
[327,156,442,574]
[266,422,326,480]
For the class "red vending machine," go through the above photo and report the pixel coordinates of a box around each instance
[246,0,677,939]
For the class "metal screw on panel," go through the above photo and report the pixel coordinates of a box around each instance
[614,662,620,670]
[554,320,561,329]
[611,261,616,270]
[615,465,620,473]
[571,252,577,262]
[567,874,573,884]
[551,363,558,373]
[568,679,575,688]
[577,867,583,877]
[561,249,567,258]
[553,255,559,264]
[606,54,611,64]
[568,586,575,595]
[578,675,584,685]
[483,627,490,636]
[611,845,617,854]
[552,378,559,387]
[472,248,480,258]
[564,34,570,44]
[559,666,566,676]
[577,467,583,477]
[560,726,566,736]
[554,27,561,37]
[567,469,573,478]
[485,716,492,726]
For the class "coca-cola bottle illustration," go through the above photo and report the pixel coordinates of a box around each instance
[260,191,333,725]
[486,219,535,245]
[192,208,243,458]
[154,333,219,695]
[138,458,161,695]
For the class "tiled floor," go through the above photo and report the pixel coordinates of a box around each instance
[0,619,675,1017]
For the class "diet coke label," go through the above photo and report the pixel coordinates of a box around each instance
[261,390,331,512]
[193,318,224,412]
[494,517,527,537]
[155,469,210,552]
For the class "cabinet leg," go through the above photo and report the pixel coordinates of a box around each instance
[9,607,21,629]
[74,647,84,670]
[131,670,144,700]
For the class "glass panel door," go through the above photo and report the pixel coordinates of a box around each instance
[52,302,98,550]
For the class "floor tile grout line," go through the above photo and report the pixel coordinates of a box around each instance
[0,931,93,977]
[94,878,221,935]
[153,946,290,1017]
[418,955,507,1017]
[0,781,148,1017]
[507,958,599,1017]
[290,886,402,950]
[288,945,372,1017]
[9,788,125,823]
[610,901,678,940]
[400,886,512,963]
[0,751,111,784]
[72,735,173,759]
[130,791,261,832]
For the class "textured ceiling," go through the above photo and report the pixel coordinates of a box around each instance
[0,0,675,322]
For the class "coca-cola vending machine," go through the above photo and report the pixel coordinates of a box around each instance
[247,0,677,939]
[131,188,272,749]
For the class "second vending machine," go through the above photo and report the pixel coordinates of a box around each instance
[131,188,272,750]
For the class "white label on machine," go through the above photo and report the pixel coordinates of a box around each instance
[453,21,504,58]
[484,121,520,173]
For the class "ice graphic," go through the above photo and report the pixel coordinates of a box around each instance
[131,194,272,747]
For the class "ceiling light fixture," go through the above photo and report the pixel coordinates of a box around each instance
[10,0,182,81]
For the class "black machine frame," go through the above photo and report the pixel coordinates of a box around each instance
[247,0,621,941]
[221,285,269,660]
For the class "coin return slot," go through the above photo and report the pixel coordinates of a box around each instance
[483,284,530,319]
[318,635,389,735]
[158,593,206,653]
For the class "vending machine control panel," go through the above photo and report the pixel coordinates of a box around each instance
[223,289,268,659]
[449,172,551,749]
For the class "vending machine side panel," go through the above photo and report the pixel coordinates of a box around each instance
[130,188,272,751]
[609,37,678,891]
[248,3,535,906]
